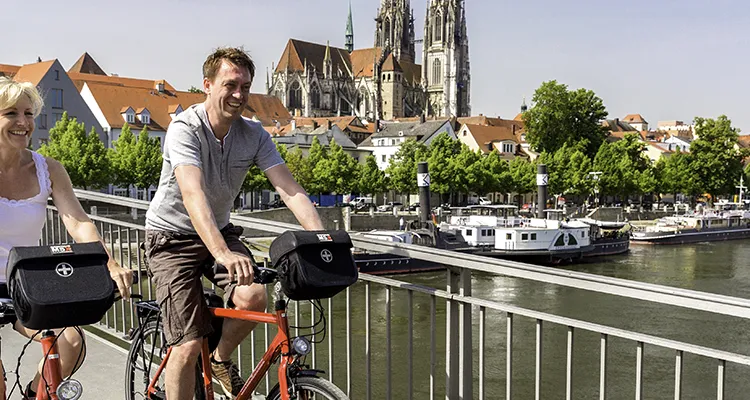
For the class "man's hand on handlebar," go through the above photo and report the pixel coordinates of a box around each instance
[109,264,133,300]
[214,250,255,286]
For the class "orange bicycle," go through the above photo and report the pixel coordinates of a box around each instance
[125,266,349,400]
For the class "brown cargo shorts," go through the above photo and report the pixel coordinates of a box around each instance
[144,223,252,346]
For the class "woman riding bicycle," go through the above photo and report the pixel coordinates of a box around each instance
[0,77,132,398]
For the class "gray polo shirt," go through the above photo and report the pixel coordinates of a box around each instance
[145,103,284,234]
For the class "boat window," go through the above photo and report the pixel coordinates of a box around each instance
[531,233,537,240]
[465,229,472,236]
[554,235,566,246]
[506,233,512,240]
[569,234,578,245]
[521,233,528,241]
[582,231,586,238]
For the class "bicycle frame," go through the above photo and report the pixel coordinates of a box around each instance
[0,332,61,400]
[145,300,294,400]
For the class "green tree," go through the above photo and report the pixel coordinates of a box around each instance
[306,137,328,195]
[593,134,653,199]
[508,157,535,205]
[385,139,428,195]
[480,150,511,196]
[132,128,162,194]
[523,80,609,158]
[188,86,204,94]
[38,112,110,190]
[286,147,313,191]
[689,115,744,202]
[242,165,271,193]
[109,124,138,195]
[313,141,358,195]
[357,155,388,196]
[450,144,484,200]
[426,133,461,198]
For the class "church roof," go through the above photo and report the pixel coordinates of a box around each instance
[382,53,402,72]
[350,48,383,78]
[275,39,352,77]
[68,52,107,75]
[398,59,422,86]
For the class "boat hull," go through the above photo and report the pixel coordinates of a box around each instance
[586,237,630,256]
[630,228,750,245]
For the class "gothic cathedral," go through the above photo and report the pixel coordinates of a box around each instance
[268,0,470,121]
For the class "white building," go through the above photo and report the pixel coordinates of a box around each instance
[357,118,455,170]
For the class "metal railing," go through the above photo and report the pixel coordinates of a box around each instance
[41,190,750,399]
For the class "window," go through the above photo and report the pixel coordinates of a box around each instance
[53,113,63,123]
[554,235,566,246]
[381,155,386,162]
[531,233,537,240]
[506,233,512,240]
[521,233,528,241]
[55,70,60,80]
[432,59,441,86]
[311,87,321,109]
[50,89,63,109]
[568,234,578,245]
[141,114,150,125]
[433,14,442,42]
[465,229,472,237]
[391,139,396,145]
[503,143,515,153]
[289,81,302,109]
[126,112,135,124]
[37,114,47,129]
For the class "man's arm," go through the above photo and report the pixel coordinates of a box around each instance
[265,164,325,230]
[174,165,254,285]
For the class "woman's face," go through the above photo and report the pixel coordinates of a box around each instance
[0,95,35,151]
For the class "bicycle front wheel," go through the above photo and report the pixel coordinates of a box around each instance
[125,319,206,400]
[266,375,349,400]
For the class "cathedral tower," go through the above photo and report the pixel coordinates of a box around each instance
[422,0,471,117]
[374,0,416,63]
[345,1,354,52]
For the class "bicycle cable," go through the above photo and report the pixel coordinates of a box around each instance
[9,329,42,399]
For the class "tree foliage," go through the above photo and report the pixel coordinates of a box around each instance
[38,112,110,190]
[689,115,744,200]
[523,80,609,158]
[385,139,428,194]
[357,155,388,195]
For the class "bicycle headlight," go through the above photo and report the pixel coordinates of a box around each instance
[56,379,83,400]
[292,337,311,355]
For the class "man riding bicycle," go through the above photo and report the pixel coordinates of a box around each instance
[144,47,324,400]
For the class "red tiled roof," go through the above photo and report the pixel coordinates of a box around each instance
[12,60,55,86]
[462,124,520,154]
[68,53,107,75]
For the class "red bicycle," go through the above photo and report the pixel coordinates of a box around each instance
[125,266,348,400]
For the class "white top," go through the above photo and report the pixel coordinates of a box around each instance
[0,151,52,283]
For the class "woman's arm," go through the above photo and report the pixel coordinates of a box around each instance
[47,158,132,299]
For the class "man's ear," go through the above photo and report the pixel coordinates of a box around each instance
[203,77,211,95]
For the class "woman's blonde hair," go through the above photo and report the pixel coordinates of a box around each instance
[0,76,44,117]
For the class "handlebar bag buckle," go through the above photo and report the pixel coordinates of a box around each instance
[269,230,358,301]
[5,242,115,330]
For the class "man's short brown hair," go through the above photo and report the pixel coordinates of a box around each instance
[203,47,256,82]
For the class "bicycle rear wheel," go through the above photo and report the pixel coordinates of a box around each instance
[266,375,349,400]
[125,319,206,400]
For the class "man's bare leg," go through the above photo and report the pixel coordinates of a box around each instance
[165,339,202,400]
[213,284,267,362]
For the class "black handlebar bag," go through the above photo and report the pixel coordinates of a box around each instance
[5,242,115,330]
[270,230,358,301]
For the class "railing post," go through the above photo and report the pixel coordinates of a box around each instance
[445,267,460,400]
[459,268,473,400]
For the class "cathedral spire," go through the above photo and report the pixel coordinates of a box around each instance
[345,0,354,52]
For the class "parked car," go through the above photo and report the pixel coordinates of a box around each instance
[406,202,420,211]
[376,202,403,212]
[262,198,285,209]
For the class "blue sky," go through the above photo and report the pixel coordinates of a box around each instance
[3,0,748,131]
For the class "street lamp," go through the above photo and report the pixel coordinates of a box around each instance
[588,171,602,207]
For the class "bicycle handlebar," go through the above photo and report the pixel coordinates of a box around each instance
[212,263,278,285]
